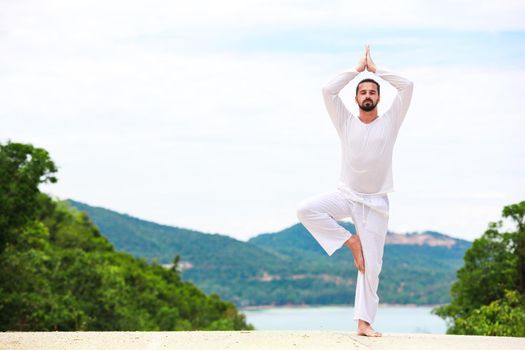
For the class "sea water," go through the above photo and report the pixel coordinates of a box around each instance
[239,305,447,334]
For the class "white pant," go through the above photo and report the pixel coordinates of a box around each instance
[296,188,390,324]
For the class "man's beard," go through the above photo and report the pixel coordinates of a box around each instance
[359,99,378,112]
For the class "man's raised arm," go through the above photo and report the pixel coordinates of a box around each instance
[376,69,414,131]
[321,47,367,135]
[366,46,414,131]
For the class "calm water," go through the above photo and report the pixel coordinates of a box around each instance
[239,305,447,334]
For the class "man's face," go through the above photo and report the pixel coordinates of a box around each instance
[355,82,380,112]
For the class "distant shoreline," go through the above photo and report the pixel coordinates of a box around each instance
[239,303,444,310]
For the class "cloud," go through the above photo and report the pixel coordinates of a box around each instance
[2,0,525,47]
[1,0,524,241]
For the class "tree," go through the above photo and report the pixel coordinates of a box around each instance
[0,141,255,331]
[0,141,57,252]
[433,201,525,336]
[172,254,181,273]
[451,290,525,336]
[502,202,525,292]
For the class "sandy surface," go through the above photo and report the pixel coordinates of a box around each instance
[1,331,524,350]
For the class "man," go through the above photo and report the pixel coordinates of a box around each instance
[296,45,414,337]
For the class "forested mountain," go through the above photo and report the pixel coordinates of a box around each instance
[68,199,471,307]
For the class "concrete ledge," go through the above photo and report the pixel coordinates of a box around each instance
[1,331,524,350]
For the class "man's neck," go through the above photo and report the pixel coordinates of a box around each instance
[358,110,379,124]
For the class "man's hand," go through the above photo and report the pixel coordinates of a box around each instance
[366,45,377,73]
[355,45,367,72]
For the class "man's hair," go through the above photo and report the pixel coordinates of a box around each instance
[356,78,380,96]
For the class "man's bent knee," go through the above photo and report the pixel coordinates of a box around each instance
[296,202,315,222]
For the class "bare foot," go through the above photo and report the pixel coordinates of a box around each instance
[358,324,382,337]
[344,235,365,273]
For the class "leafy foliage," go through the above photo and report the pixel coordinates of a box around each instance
[0,142,57,253]
[433,201,525,336]
[0,141,254,331]
[452,290,525,336]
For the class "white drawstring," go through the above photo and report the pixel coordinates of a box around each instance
[336,181,389,230]
[362,199,366,226]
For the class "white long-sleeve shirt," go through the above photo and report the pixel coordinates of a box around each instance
[322,67,414,197]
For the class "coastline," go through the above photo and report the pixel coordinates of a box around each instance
[239,303,444,311]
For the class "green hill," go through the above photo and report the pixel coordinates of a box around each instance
[68,199,471,307]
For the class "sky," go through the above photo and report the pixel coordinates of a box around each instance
[2,0,524,242]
